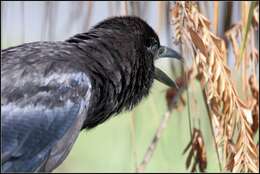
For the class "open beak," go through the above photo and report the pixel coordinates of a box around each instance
[154,46,183,88]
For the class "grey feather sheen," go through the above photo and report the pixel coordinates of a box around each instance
[2,17,158,130]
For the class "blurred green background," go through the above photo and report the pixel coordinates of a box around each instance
[1,1,258,172]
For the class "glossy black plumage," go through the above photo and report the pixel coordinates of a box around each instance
[1,16,168,172]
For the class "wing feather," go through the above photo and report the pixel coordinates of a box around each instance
[1,42,92,172]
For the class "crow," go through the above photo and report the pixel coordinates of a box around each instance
[1,16,182,172]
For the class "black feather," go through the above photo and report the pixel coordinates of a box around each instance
[66,16,160,129]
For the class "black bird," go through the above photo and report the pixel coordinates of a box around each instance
[1,16,182,172]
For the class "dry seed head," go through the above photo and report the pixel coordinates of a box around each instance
[217,75,225,98]
[171,2,259,172]
[208,49,215,67]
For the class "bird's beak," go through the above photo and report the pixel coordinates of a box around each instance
[154,46,183,88]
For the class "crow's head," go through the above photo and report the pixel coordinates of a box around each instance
[68,16,183,128]
[92,16,183,111]
[92,16,183,90]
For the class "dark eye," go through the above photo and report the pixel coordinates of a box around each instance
[158,47,164,55]
[146,38,159,50]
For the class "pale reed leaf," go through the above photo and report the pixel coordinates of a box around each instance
[208,49,215,67]
[198,13,211,29]
[217,75,225,97]
[223,89,228,103]
[195,52,200,65]
[202,71,209,84]
[247,140,258,155]
[228,89,234,113]
[212,63,221,82]
[223,97,231,114]
[232,163,242,173]
[245,153,259,172]
[234,146,244,163]
[248,162,259,173]
[227,124,233,139]
[171,3,179,18]
[189,28,208,57]
[230,34,240,59]
[206,85,214,102]
[237,96,251,109]
[194,12,199,30]
[199,51,207,63]
[209,31,223,54]
[236,132,243,147]
[241,107,253,125]
[223,64,231,76]
[252,5,259,28]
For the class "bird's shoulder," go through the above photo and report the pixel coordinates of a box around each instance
[1,71,92,172]
[1,41,93,105]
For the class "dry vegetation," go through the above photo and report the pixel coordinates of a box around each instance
[167,1,259,172]
[183,128,207,172]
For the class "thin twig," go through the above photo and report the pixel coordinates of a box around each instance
[183,43,196,171]
[82,1,93,31]
[156,1,165,34]
[185,70,193,139]
[124,1,128,15]
[190,40,223,171]
[201,89,223,171]
[21,1,25,43]
[136,110,172,172]
[213,1,219,34]
[239,1,257,66]
[130,111,138,171]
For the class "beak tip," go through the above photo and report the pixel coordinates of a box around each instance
[154,67,179,88]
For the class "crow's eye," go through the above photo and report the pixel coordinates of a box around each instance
[146,38,159,51]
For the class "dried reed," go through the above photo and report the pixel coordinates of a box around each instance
[170,2,259,172]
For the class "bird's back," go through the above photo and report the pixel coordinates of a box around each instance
[1,41,92,172]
